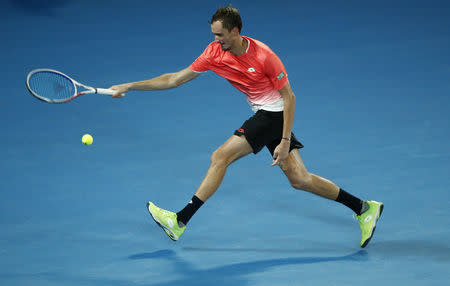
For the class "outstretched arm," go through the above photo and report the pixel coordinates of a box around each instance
[109,67,200,98]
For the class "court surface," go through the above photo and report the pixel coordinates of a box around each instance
[1,1,449,285]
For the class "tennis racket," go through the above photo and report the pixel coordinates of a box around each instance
[26,68,116,103]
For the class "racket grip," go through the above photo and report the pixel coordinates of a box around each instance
[96,88,116,95]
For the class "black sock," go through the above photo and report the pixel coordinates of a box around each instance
[176,195,204,226]
[335,188,365,215]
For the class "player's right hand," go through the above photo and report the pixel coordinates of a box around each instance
[108,84,130,98]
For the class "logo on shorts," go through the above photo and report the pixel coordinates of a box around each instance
[277,71,285,80]
[238,128,245,134]
[248,68,256,72]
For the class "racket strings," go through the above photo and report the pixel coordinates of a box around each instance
[28,71,75,102]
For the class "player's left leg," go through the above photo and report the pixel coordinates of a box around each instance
[278,148,340,200]
[278,149,383,247]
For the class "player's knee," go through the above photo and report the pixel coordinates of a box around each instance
[290,172,313,191]
[210,148,230,168]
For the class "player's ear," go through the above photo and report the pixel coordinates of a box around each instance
[231,26,240,36]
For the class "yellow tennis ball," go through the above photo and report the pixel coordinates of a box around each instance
[82,134,93,146]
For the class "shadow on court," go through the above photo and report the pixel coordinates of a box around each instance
[128,249,368,286]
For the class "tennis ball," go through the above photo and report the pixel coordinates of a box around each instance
[82,134,93,146]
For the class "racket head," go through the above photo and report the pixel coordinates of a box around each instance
[26,69,78,103]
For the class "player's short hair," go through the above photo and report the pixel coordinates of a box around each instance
[210,6,242,33]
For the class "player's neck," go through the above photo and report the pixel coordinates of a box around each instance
[230,36,248,56]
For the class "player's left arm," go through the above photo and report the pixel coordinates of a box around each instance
[271,81,296,166]
[279,81,295,144]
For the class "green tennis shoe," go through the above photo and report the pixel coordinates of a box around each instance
[147,202,186,241]
[357,200,384,248]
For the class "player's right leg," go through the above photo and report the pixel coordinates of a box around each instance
[147,134,253,241]
[193,134,253,202]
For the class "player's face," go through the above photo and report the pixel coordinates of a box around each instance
[211,21,236,51]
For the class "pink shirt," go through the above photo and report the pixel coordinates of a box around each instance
[190,36,288,107]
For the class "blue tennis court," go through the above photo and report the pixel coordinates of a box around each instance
[1,0,449,285]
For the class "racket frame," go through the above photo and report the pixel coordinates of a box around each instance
[26,68,114,103]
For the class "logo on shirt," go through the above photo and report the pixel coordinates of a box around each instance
[277,71,285,80]
[248,68,256,72]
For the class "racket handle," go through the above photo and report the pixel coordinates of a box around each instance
[96,88,116,95]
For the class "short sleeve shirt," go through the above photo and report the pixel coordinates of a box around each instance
[189,36,288,107]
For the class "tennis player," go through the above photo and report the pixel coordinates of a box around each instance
[109,6,383,248]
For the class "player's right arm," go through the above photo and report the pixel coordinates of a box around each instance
[109,67,200,98]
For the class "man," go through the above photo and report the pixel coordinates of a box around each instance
[109,6,383,248]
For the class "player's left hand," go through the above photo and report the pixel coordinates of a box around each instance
[271,140,290,166]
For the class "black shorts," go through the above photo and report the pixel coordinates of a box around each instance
[234,110,304,155]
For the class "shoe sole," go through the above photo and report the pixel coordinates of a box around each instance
[361,203,384,248]
[146,202,178,241]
